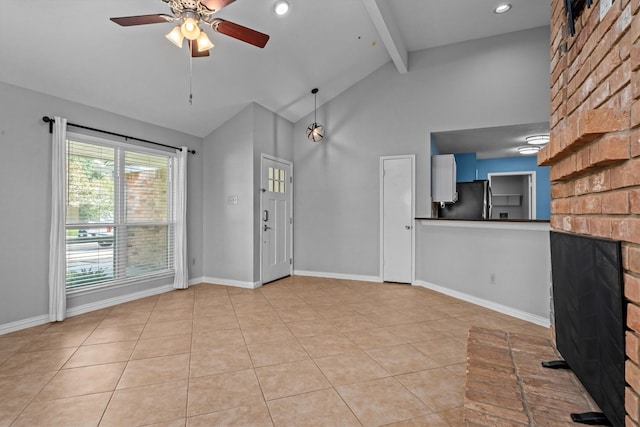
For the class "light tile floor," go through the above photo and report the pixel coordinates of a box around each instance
[0,276,548,426]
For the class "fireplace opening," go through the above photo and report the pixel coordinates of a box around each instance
[550,231,625,427]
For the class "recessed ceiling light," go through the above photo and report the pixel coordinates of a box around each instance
[518,146,541,155]
[494,3,512,14]
[274,0,290,16]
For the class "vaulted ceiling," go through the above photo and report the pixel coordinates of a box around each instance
[0,0,550,138]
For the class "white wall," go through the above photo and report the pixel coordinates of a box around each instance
[202,105,255,284]
[292,27,550,278]
[252,105,294,283]
[0,27,551,329]
[0,81,203,326]
[202,103,293,286]
[415,221,551,323]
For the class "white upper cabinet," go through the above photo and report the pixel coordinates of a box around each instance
[432,154,457,203]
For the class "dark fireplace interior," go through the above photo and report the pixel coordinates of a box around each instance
[550,231,625,427]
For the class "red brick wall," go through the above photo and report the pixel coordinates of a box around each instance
[541,0,640,424]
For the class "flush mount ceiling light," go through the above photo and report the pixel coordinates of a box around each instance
[494,3,512,14]
[274,0,290,16]
[526,134,550,145]
[306,88,325,142]
[518,146,541,155]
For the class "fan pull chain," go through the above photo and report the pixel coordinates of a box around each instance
[189,43,193,105]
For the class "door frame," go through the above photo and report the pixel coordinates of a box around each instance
[379,154,416,283]
[488,171,536,220]
[260,154,294,285]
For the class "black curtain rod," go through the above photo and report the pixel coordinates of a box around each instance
[42,116,196,154]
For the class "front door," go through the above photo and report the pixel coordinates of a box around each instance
[381,156,414,283]
[261,156,292,284]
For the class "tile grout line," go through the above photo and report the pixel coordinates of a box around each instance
[184,288,197,424]
[256,286,283,427]
[506,331,535,427]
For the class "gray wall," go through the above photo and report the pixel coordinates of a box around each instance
[0,26,550,327]
[202,103,293,285]
[416,221,551,320]
[252,105,294,283]
[0,82,203,325]
[202,105,255,284]
[292,27,550,277]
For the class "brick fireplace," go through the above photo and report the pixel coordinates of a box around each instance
[539,0,640,424]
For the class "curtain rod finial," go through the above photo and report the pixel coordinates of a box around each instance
[42,116,54,134]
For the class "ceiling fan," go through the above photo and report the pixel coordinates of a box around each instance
[110,0,270,57]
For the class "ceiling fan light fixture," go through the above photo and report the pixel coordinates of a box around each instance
[165,25,184,48]
[181,17,201,40]
[274,1,290,16]
[196,31,214,51]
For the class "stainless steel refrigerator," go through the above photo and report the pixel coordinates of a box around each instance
[437,180,490,220]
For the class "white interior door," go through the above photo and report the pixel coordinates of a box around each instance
[261,156,292,284]
[381,156,414,283]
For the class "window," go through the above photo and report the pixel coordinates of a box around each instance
[65,135,175,290]
[268,167,286,193]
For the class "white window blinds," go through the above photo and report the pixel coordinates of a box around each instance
[65,137,175,290]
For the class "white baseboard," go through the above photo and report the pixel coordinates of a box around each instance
[201,276,262,289]
[189,276,206,286]
[0,285,177,336]
[293,270,382,283]
[412,280,550,327]
[0,314,50,336]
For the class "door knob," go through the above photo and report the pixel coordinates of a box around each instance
[405,225,411,230]
[264,224,272,231]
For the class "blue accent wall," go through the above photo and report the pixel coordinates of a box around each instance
[430,140,440,156]
[454,153,477,182]
[476,156,550,220]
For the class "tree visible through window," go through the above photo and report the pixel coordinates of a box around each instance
[65,137,175,290]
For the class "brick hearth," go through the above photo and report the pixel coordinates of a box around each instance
[464,327,600,426]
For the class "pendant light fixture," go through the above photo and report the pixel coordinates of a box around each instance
[306,88,325,142]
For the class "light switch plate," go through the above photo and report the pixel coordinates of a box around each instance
[227,195,238,205]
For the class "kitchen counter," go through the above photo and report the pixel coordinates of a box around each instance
[415,217,550,231]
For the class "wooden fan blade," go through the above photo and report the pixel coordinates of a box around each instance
[200,0,236,12]
[110,14,173,26]
[190,40,210,57]
[213,19,269,48]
